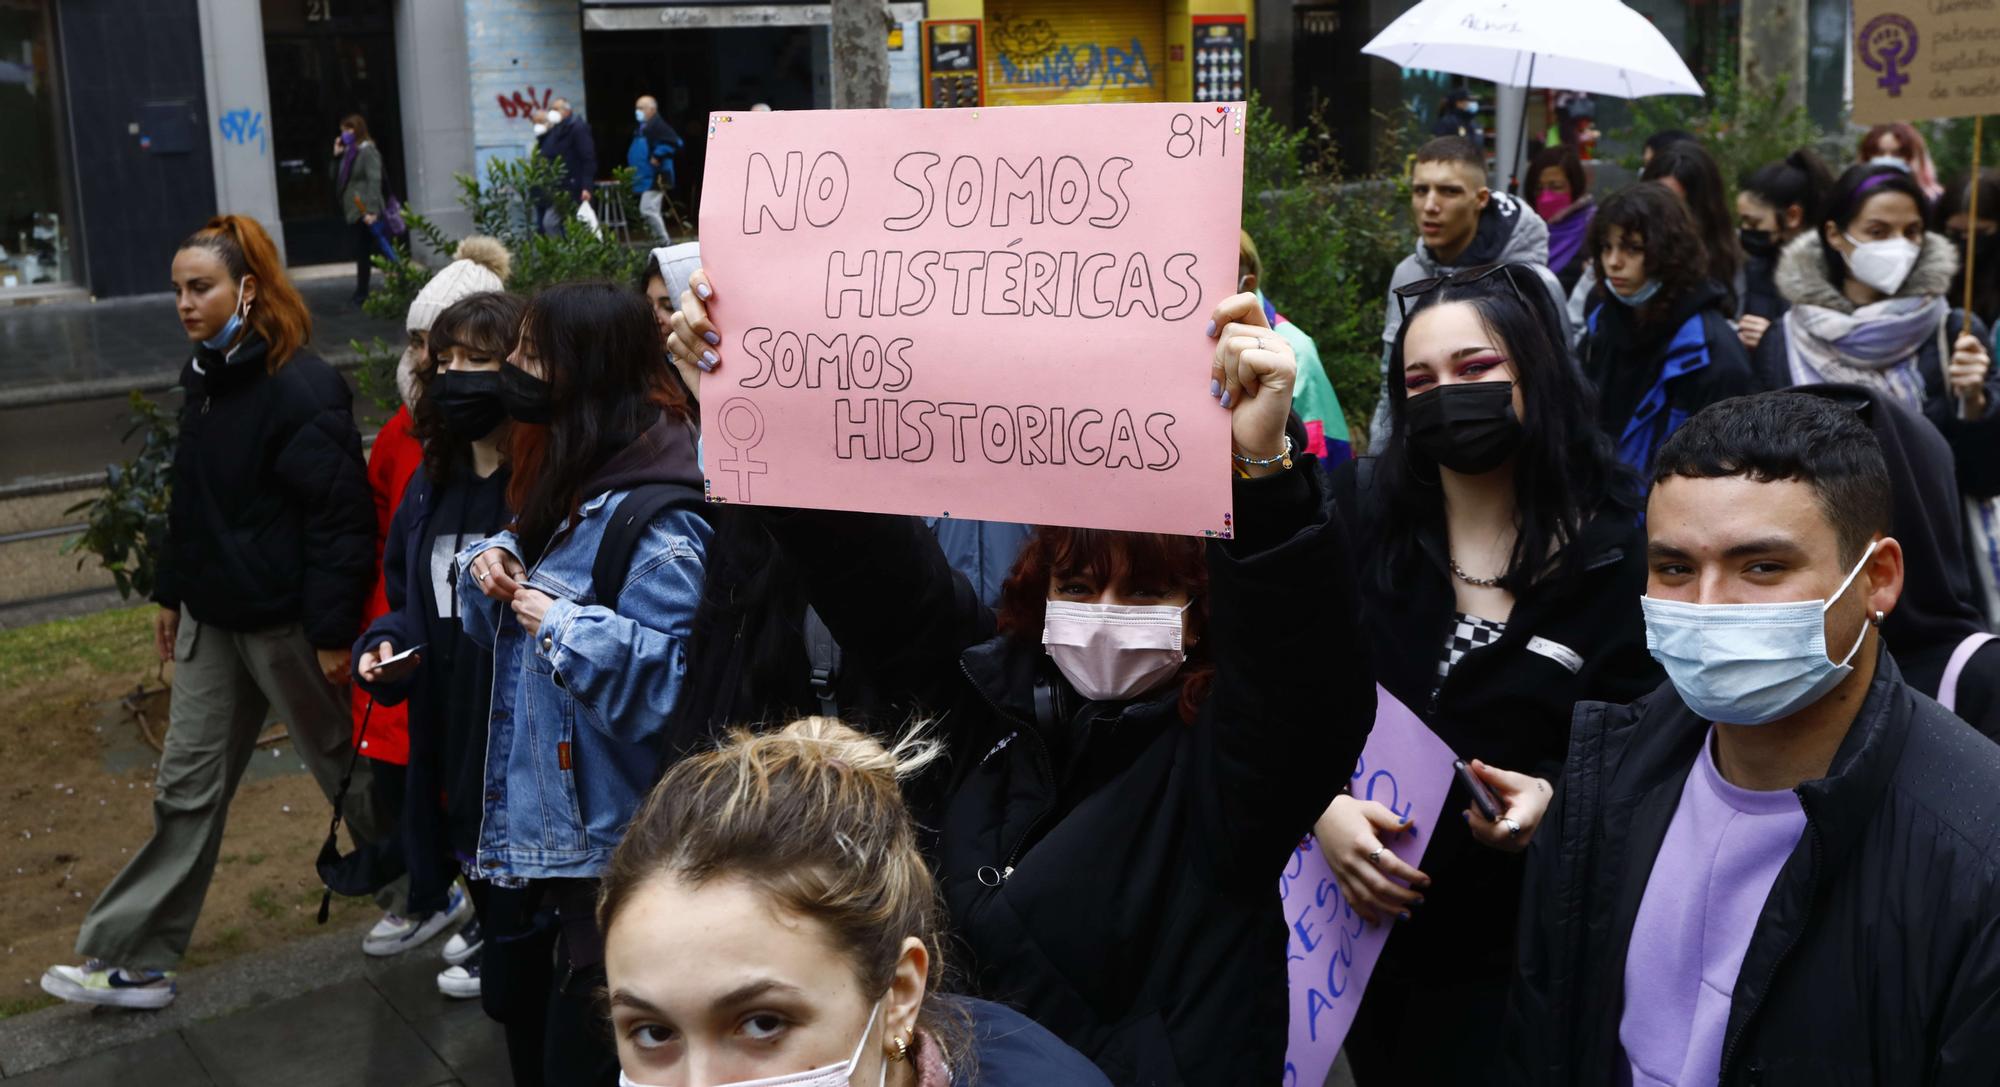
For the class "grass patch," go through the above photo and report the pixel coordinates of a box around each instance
[0,993,58,1020]
[0,606,154,692]
[248,887,285,922]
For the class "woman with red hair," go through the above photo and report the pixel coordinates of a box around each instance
[1859,122,1946,204]
[43,215,386,1010]
[665,269,1374,1083]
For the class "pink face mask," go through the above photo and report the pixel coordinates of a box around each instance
[1534,189,1573,221]
[1042,600,1189,702]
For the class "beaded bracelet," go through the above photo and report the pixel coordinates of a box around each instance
[1230,434,1294,471]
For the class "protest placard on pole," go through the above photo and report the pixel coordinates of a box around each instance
[697,102,1245,538]
[1850,0,2000,125]
[1279,686,1458,1086]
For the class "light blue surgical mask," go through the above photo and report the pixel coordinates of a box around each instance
[1640,540,1879,726]
[1610,279,1663,307]
[201,281,250,352]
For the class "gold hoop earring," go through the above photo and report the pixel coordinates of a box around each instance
[888,1033,910,1062]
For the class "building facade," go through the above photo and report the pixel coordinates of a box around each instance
[15,0,1841,301]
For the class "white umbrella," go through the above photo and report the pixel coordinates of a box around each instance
[1362,0,1703,99]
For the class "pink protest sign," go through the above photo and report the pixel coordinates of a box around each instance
[697,103,1245,537]
[1279,686,1457,1086]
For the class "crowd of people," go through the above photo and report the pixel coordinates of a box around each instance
[29,107,2000,1087]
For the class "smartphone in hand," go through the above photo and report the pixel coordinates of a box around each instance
[377,644,426,668]
[1454,759,1503,822]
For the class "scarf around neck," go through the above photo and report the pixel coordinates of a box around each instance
[337,140,360,194]
[1783,294,1947,410]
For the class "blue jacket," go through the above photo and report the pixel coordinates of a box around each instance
[455,416,710,880]
[1581,280,1755,484]
[628,115,683,193]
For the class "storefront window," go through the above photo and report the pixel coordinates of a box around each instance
[0,0,73,291]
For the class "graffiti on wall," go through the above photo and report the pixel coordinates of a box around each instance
[496,85,555,120]
[218,108,266,155]
[990,14,1154,94]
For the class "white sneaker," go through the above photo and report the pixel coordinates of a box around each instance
[40,961,177,1009]
[442,919,483,966]
[437,956,481,1000]
[362,884,471,957]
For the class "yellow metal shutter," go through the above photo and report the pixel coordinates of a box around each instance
[983,0,1166,107]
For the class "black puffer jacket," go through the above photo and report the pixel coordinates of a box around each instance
[765,465,1371,1085]
[1506,650,2000,1085]
[153,333,375,648]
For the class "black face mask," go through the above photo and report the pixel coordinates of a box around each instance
[1404,380,1524,475]
[499,365,554,425]
[432,369,508,441]
[1740,228,1778,261]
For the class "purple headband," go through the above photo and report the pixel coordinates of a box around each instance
[1853,170,1905,200]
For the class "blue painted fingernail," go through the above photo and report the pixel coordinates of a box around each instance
[695,282,712,300]
[703,331,721,346]
[1209,378,1221,398]
[1205,319,1217,337]
[1220,391,1233,409]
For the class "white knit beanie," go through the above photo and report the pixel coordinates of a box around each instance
[650,242,702,307]
[406,236,511,332]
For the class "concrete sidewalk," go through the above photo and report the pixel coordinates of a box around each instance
[0,920,505,1086]
[0,270,403,409]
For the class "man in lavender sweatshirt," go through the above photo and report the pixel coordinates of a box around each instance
[1465,393,2000,1085]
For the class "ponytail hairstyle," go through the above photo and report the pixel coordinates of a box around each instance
[1742,149,1836,239]
[177,215,313,370]
[600,718,970,1074]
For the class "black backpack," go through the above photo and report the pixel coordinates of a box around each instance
[590,482,712,607]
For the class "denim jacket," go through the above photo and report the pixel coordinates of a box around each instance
[456,488,710,880]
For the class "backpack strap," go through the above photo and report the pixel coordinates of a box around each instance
[1940,632,1997,714]
[802,605,844,718]
[590,483,709,609]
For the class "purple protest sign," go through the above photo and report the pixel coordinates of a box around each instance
[1279,685,1457,1087]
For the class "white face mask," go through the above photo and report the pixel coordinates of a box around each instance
[1640,540,1878,726]
[619,1001,883,1087]
[1043,600,1189,702]
[1842,233,1921,295]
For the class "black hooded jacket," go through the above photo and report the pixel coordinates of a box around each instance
[1795,384,2000,741]
[1506,650,2000,1085]
[153,332,375,648]
[763,465,1372,1085]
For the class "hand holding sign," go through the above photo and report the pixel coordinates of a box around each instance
[1207,291,1298,478]
[1313,794,1430,925]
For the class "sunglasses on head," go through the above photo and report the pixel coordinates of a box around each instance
[1393,262,1530,319]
